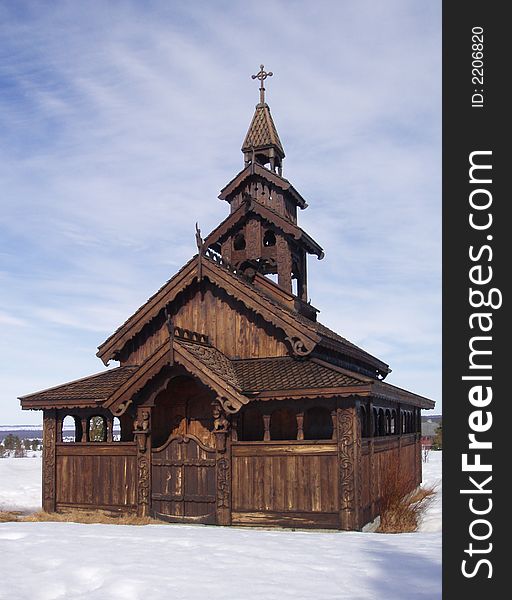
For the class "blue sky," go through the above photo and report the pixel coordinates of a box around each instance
[0,0,441,424]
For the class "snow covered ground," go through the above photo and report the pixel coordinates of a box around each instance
[0,452,442,600]
[0,455,42,513]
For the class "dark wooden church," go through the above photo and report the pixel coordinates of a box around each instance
[20,66,435,530]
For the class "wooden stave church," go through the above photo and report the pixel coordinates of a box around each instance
[20,67,435,531]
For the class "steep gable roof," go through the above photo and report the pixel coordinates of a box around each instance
[242,102,284,156]
[96,249,389,377]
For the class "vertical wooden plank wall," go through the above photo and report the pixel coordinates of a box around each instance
[55,445,137,510]
[359,434,420,526]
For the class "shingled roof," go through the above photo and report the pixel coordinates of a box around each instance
[232,357,366,392]
[242,102,284,155]
[19,367,138,408]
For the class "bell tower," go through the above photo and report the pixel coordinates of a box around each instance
[206,66,324,308]
[242,65,285,176]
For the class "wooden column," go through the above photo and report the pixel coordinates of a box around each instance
[133,407,151,517]
[213,401,231,526]
[42,409,57,513]
[263,414,271,441]
[368,400,377,520]
[276,235,292,292]
[337,403,362,530]
[245,218,261,260]
[221,239,232,264]
[106,416,113,443]
[56,413,63,443]
[231,416,238,442]
[296,412,304,440]
[81,416,88,442]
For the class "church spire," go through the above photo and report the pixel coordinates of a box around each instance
[242,65,285,175]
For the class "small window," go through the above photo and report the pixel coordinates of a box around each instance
[233,233,246,251]
[88,416,107,442]
[263,230,276,247]
[62,415,81,443]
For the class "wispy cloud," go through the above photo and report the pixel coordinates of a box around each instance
[0,0,441,423]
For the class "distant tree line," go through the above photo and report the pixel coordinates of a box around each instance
[0,435,42,458]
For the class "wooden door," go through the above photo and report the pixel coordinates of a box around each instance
[151,376,218,523]
[151,433,216,523]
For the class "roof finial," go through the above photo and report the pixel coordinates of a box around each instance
[252,64,273,105]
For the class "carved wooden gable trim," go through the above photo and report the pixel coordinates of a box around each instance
[97,254,322,365]
[218,163,307,208]
[105,337,249,416]
[204,197,323,258]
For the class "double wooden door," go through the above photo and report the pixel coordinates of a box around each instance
[151,433,217,523]
[150,377,218,524]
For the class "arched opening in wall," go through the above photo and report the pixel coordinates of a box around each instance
[401,411,406,434]
[263,230,276,247]
[378,409,385,436]
[373,408,378,436]
[112,417,121,441]
[265,273,279,284]
[270,408,298,441]
[152,375,216,448]
[391,410,397,434]
[385,410,391,435]
[88,416,107,442]
[304,406,333,440]
[233,233,246,251]
[239,406,264,441]
[62,415,81,443]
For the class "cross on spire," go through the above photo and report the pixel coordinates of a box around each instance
[252,64,273,104]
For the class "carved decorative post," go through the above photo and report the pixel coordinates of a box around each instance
[263,414,271,441]
[231,416,238,442]
[368,400,377,520]
[106,416,113,443]
[42,409,57,513]
[245,218,261,260]
[213,400,231,526]
[337,403,362,530]
[296,412,304,440]
[133,407,151,517]
[81,416,88,442]
[56,413,63,443]
[331,410,337,440]
[276,234,292,293]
